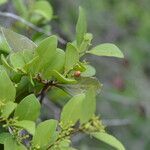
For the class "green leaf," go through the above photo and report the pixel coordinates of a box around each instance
[61,94,85,128]
[1,27,37,52]
[32,0,53,21]
[80,88,96,124]
[76,7,87,46]
[1,102,17,119]
[13,120,35,135]
[0,133,11,144]
[59,77,101,96]
[34,35,57,73]
[1,54,15,72]
[32,119,57,149]
[79,33,93,53]
[65,43,79,72]
[92,132,125,150]
[10,50,33,70]
[14,94,41,121]
[87,43,124,58]
[4,136,27,150]
[0,32,11,54]
[51,70,77,84]
[0,70,16,103]
[81,65,96,77]
[43,48,65,79]
[12,0,28,19]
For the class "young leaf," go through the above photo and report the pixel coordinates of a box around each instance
[43,48,65,79]
[81,65,96,77]
[32,119,57,149]
[87,43,124,58]
[1,102,17,119]
[14,94,41,121]
[92,132,125,150]
[79,33,93,53]
[51,70,77,84]
[1,27,37,52]
[60,94,85,128]
[80,88,96,124]
[32,0,53,21]
[13,120,35,135]
[76,7,87,46]
[65,43,79,72]
[34,35,57,73]
[0,70,16,102]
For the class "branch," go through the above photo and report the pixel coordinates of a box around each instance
[0,11,67,44]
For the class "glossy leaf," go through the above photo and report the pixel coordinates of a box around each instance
[87,43,124,58]
[1,27,37,51]
[76,7,87,46]
[61,94,85,128]
[32,120,57,148]
[1,102,17,119]
[14,94,41,121]
[0,70,16,102]
[80,88,96,123]
[13,120,35,135]
[65,43,79,72]
[92,132,125,150]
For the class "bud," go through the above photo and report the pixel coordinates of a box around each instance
[74,71,81,77]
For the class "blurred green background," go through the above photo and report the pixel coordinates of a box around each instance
[0,0,150,149]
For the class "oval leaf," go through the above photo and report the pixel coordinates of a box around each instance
[1,102,17,119]
[14,94,41,121]
[13,120,35,135]
[61,94,85,128]
[1,27,37,52]
[32,0,53,21]
[92,132,125,150]
[0,70,16,103]
[32,119,57,149]
[80,88,96,124]
[65,43,79,72]
[76,7,87,46]
[87,43,124,58]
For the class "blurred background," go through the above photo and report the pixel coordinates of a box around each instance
[0,0,150,149]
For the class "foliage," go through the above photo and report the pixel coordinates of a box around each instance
[0,6,125,150]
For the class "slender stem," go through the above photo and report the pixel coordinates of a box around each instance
[0,11,67,44]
